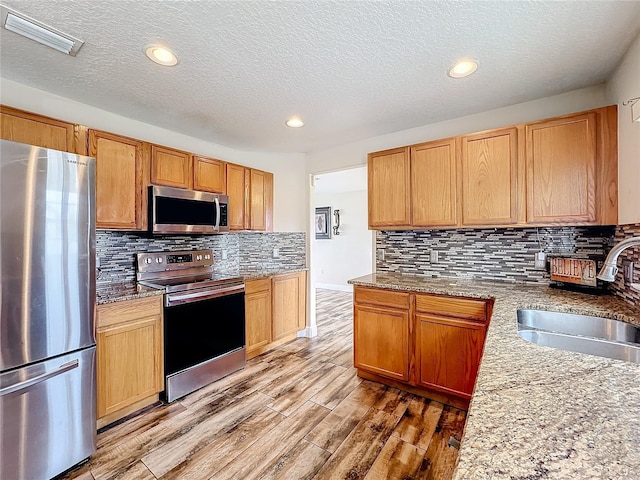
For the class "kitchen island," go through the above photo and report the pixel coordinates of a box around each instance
[349,273,640,479]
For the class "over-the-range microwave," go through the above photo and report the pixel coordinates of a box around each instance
[149,185,229,234]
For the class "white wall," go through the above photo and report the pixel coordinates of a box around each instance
[313,190,372,291]
[306,85,608,175]
[605,32,640,225]
[0,78,307,232]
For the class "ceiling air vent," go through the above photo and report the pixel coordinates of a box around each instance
[2,7,84,56]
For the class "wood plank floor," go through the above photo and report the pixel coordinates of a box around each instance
[60,289,466,480]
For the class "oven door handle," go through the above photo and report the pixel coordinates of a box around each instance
[165,284,245,306]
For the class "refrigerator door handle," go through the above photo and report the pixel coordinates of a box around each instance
[0,360,79,396]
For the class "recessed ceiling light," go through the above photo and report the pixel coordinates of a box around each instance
[145,45,178,66]
[448,60,478,78]
[286,117,304,128]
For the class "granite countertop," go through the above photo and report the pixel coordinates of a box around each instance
[240,267,309,281]
[349,272,640,479]
[96,282,164,305]
[96,268,309,304]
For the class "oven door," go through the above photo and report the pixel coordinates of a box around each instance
[163,287,245,402]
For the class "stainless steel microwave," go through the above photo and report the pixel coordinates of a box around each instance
[149,186,229,234]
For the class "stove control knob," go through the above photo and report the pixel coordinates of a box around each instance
[205,254,211,260]
[156,257,163,264]
[196,255,202,261]
[145,258,152,264]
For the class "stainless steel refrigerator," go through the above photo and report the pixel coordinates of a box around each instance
[0,140,97,480]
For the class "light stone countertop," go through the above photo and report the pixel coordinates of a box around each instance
[348,272,640,480]
[96,268,309,304]
[96,282,164,305]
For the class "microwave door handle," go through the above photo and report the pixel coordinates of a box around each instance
[215,197,220,232]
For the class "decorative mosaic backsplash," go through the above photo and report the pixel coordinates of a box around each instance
[376,226,615,285]
[239,232,306,272]
[96,231,306,285]
[610,223,640,306]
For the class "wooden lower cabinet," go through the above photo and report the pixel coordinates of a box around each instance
[272,271,307,339]
[354,304,409,381]
[245,271,307,360]
[416,314,486,398]
[245,278,272,358]
[96,295,163,427]
[353,286,489,407]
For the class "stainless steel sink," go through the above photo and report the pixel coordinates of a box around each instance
[517,309,640,364]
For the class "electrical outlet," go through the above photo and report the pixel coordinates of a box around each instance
[623,260,634,284]
[221,249,228,260]
[273,248,279,258]
[534,251,547,270]
[430,250,438,263]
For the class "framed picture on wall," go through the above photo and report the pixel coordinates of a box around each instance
[315,206,331,239]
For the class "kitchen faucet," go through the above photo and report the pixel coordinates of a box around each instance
[597,236,640,282]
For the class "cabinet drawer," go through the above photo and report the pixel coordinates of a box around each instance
[415,294,486,322]
[97,295,163,329]
[354,286,410,310]
[245,277,271,295]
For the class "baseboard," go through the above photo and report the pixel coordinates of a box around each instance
[316,283,353,292]
[297,326,318,338]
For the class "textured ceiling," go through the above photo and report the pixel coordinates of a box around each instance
[1,1,639,153]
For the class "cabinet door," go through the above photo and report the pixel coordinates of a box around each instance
[227,163,249,230]
[150,145,192,188]
[354,304,409,381]
[272,272,305,340]
[250,169,267,230]
[96,298,163,418]
[245,280,272,357]
[264,171,274,232]
[193,155,226,193]
[460,127,518,226]
[89,130,145,230]
[368,147,411,228]
[417,314,485,398]
[411,139,457,227]
[526,113,597,224]
[296,271,307,330]
[1,105,75,152]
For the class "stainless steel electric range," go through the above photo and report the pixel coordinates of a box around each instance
[136,249,245,402]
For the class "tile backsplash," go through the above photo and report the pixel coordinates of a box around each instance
[96,231,306,285]
[376,226,615,285]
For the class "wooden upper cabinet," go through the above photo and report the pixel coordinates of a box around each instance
[250,169,274,231]
[150,145,192,189]
[1,105,76,152]
[264,171,274,232]
[526,113,597,224]
[226,163,249,230]
[368,147,411,228]
[460,127,518,226]
[193,155,226,193]
[89,130,146,230]
[411,139,457,227]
